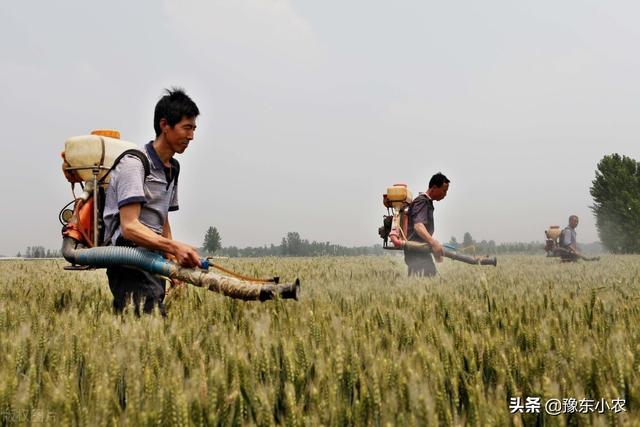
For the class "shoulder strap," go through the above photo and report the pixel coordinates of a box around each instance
[100,149,150,246]
[98,149,151,185]
[559,227,568,246]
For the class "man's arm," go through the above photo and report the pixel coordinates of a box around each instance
[571,231,578,252]
[119,203,201,268]
[162,218,172,240]
[413,223,444,261]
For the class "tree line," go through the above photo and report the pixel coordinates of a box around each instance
[203,228,385,257]
[16,246,61,258]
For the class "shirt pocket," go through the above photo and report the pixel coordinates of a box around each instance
[143,176,167,198]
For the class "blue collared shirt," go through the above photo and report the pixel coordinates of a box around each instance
[561,226,577,249]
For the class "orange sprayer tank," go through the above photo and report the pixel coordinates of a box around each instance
[64,198,96,247]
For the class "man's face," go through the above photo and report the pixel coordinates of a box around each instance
[432,182,449,201]
[163,116,197,154]
[570,217,579,228]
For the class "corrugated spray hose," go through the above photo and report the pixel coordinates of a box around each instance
[61,238,299,301]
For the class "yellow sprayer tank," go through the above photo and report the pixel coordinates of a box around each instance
[545,225,561,240]
[63,130,137,183]
[384,183,413,210]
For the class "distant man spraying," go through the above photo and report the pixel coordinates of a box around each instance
[103,88,202,316]
[404,173,450,276]
[558,215,580,262]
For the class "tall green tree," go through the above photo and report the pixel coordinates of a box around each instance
[203,226,222,254]
[590,154,640,253]
[285,232,303,256]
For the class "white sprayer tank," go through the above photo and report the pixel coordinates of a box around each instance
[64,133,138,183]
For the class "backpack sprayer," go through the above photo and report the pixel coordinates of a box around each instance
[544,225,599,262]
[544,225,562,257]
[378,183,497,266]
[59,130,299,301]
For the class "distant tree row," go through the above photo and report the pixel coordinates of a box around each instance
[203,228,385,257]
[16,246,61,258]
[276,232,385,256]
[220,231,385,257]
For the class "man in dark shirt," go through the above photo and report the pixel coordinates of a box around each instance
[404,172,450,276]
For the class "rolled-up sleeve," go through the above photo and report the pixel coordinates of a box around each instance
[411,198,429,225]
[113,156,147,208]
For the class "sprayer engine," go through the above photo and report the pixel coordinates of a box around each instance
[380,184,413,249]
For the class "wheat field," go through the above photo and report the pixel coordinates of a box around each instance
[0,255,638,426]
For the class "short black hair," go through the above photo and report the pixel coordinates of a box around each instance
[153,87,200,136]
[428,172,450,188]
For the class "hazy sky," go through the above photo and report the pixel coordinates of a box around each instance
[1,0,638,255]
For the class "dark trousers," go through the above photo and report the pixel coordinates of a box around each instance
[558,248,579,263]
[106,265,166,316]
[404,252,437,277]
